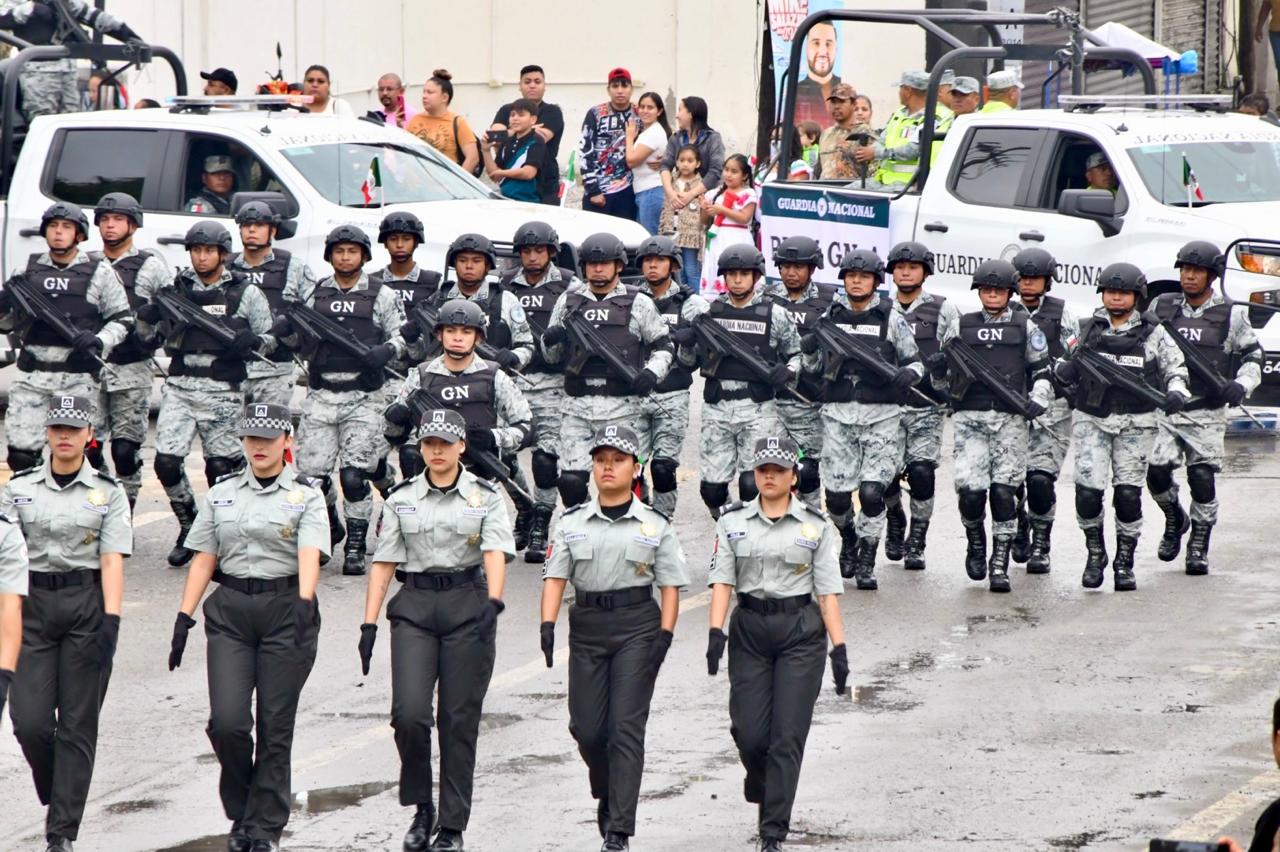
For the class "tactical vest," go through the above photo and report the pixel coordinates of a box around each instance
[953,310,1027,413]
[372,266,443,312]
[823,300,898,404]
[1153,294,1237,407]
[235,251,298,362]
[93,251,158,366]
[701,299,776,403]
[1073,317,1163,417]
[165,272,250,382]
[309,280,385,380]
[1030,296,1067,360]
[772,289,831,402]
[511,279,570,374]
[651,283,694,393]
[563,291,644,397]
[435,285,511,350]
[501,265,576,287]
[22,253,99,346]
[419,362,498,429]
[873,107,952,185]
[902,297,948,406]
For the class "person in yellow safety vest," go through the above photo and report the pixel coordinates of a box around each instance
[855,70,953,187]
[980,69,1023,113]
[949,76,982,116]
[937,69,957,123]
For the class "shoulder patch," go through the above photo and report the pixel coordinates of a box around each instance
[214,471,240,484]
[388,478,414,495]
[92,469,119,485]
[799,502,827,520]
[720,500,746,515]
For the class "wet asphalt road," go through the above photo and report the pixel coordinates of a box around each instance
[2,400,1280,852]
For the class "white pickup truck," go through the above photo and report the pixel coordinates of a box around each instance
[760,105,1280,418]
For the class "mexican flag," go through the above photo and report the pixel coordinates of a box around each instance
[1182,154,1204,203]
[360,157,382,205]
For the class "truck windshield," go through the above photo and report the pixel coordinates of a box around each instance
[1127,141,1280,206]
[281,141,491,206]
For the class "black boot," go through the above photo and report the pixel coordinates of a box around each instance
[228,821,251,852]
[1156,499,1189,562]
[327,501,346,549]
[1185,521,1212,576]
[1113,533,1138,591]
[524,504,553,564]
[167,499,198,568]
[903,518,929,570]
[512,498,533,552]
[428,829,464,851]
[854,537,878,591]
[343,519,369,576]
[964,525,987,581]
[1011,507,1030,564]
[1081,525,1108,589]
[597,797,610,838]
[760,840,783,852]
[1026,520,1052,575]
[404,805,434,852]
[988,535,1011,593]
[602,832,630,852]
[45,837,73,852]
[838,523,858,579]
[884,501,906,561]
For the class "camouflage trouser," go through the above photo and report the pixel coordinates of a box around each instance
[525,383,564,507]
[639,387,691,517]
[296,386,391,522]
[98,385,151,502]
[1025,398,1073,522]
[155,382,244,505]
[19,61,81,121]
[1149,408,1226,524]
[4,370,102,455]
[559,396,648,475]
[1072,411,1156,538]
[887,405,946,520]
[700,397,780,484]
[777,399,824,511]
[820,412,901,539]
[242,368,297,407]
[953,410,1027,537]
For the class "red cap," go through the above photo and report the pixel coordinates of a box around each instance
[607,67,632,84]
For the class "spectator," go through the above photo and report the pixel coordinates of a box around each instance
[301,64,353,116]
[1256,1,1280,92]
[1238,93,1280,125]
[699,153,758,296]
[981,69,1022,113]
[815,83,861,180]
[406,69,481,175]
[373,72,415,128]
[485,98,546,203]
[626,91,671,234]
[949,76,981,116]
[851,93,874,127]
[134,98,160,110]
[659,95,725,208]
[798,120,821,171]
[200,67,237,96]
[85,71,122,110]
[758,124,809,182]
[659,144,706,289]
[578,66,637,219]
[1216,695,1280,852]
[492,64,566,205]
[794,21,842,127]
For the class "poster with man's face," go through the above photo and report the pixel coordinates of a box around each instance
[769,0,845,129]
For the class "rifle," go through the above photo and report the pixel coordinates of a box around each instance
[286,301,406,382]
[1157,314,1267,429]
[691,312,814,405]
[410,299,532,384]
[559,307,677,417]
[943,337,1067,448]
[154,288,275,366]
[811,317,933,406]
[1071,346,1167,411]
[5,273,113,374]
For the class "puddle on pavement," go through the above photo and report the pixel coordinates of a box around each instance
[321,711,389,721]
[958,607,1041,636]
[293,779,397,815]
[1162,703,1207,714]
[840,651,937,714]
[785,828,859,846]
[479,711,523,732]
[1221,436,1278,475]
[105,797,167,815]
[194,752,218,764]
[1046,829,1120,849]
[851,681,922,713]
[1133,789,1166,799]
[490,750,574,774]
[516,691,568,701]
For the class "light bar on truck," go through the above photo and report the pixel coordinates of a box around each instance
[1059,94,1232,112]
[166,95,315,110]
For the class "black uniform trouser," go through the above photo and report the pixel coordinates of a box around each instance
[9,582,110,840]
[728,602,826,842]
[203,585,319,843]
[567,599,661,837]
[389,581,495,830]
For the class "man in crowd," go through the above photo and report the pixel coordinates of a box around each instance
[201,67,238,96]
[373,72,416,128]
[578,67,636,219]
[816,83,863,181]
[492,64,566,205]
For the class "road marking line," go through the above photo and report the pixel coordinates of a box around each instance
[132,510,170,529]
[1166,768,1280,840]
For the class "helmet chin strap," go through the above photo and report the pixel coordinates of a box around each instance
[444,346,475,362]
[101,235,129,249]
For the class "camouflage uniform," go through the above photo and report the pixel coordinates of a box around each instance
[1024,298,1082,518]
[230,249,314,407]
[432,279,535,367]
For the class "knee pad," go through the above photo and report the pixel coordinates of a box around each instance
[1026,470,1056,513]
[797,457,821,494]
[339,465,371,502]
[558,470,590,508]
[650,456,679,493]
[204,456,240,486]
[958,488,987,521]
[823,489,852,518]
[1146,463,1175,495]
[5,448,40,473]
[371,456,389,483]
[1113,485,1143,523]
[109,439,142,477]
[905,462,935,501]
[531,449,560,490]
[737,470,759,502]
[1075,486,1104,520]
[1186,464,1216,504]
[699,480,730,514]
[989,483,1017,522]
[857,481,885,517]
[398,446,424,480]
[154,453,186,487]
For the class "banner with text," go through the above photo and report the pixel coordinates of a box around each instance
[759,182,892,289]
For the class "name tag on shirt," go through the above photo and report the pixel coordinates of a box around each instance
[462,507,489,517]
[82,502,108,514]
[210,497,235,507]
[279,502,306,513]
[632,534,660,547]
[12,496,32,505]
[726,530,747,541]
[395,505,418,515]
[564,531,588,543]
[794,537,819,550]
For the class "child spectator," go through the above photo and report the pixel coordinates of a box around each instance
[799,120,821,171]
[698,153,758,296]
[659,144,706,289]
[486,98,547,203]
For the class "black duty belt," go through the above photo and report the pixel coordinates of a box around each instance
[575,585,653,610]
[396,565,484,589]
[736,592,812,614]
[717,386,764,401]
[29,569,101,590]
[213,570,299,594]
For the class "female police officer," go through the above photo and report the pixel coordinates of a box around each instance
[1,395,131,852]
[361,408,514,852]
[540,424,688,852]
[706,435,849,852]
[167,402,329,852]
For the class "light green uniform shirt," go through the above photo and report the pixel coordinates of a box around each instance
[710,497,842,598]
[372,466,516,570]
[543,497,689,592]
[0,463,132,572]
[0,514,29,595]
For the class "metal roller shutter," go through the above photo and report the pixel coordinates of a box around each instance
[1162,0,1221,92]
[1020,0,1081,108]
[1084,0,1156,95]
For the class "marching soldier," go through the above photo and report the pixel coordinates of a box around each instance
[694,245,802,517]
[766,236,832,511]
[800,249,923,590]
[935,260,1054,593]
[2,396,131,852]
[706,435,847,852]
[499,221,578,289]
[540,425,688,852]
[1146,241,1261,575]
[91,192,171,509]
[1053,263,1189,591]
[1010,247,1080,574]
[362,409,514,852]
[539,233,674,509]
[0,504,23,727]
[152,221,274,569]
[634,235,708,518]
[0,202,133,475]
[167,403,328,852]
[884,241,958,570]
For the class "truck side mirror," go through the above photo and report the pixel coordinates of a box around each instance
[1057,189,1122,237]
[230,191,298,240]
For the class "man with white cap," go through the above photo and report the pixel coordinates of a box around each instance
[856,70,952,188]
[981,69,1023,113]
[1084,151,1119,195]
[949,76,982,116]
[185,155,237,215]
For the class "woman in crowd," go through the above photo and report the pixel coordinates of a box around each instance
[659,95,726,209]
[407,69,481,176]
[301,64,354,117]
[625,91,672,235]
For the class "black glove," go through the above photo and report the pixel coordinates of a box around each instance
[706,627,727,676]
[540,621,555,667]
[230,329,262,357]
[493,348,521,370]
[1025,400,1047,420]
[269,314,294,339]
[169,612,196,671]
[1054,358,1080,385]
[542,325,567,347]
[400,319,422,343]
[0,667,11,718]
[800,333,821,355]
[926,351,948,380]
[1222,382,1248,406]
[358,623,377,675]
[96,614,120,669]
[631,369,659,396]
[466,427,496,453]
[385,402,413,427]
[366,343,396,370]
[892,367,920,392]
[1164,390,1188,415]
[475,598,504,642]
[293,596,317,648]
[0,286,11,313]
[768,364,794,390]
[829,643,850,695]
[647,629,673,676]
[73,330,103,354]
[136,302,162,324]
[671,326,696,346]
